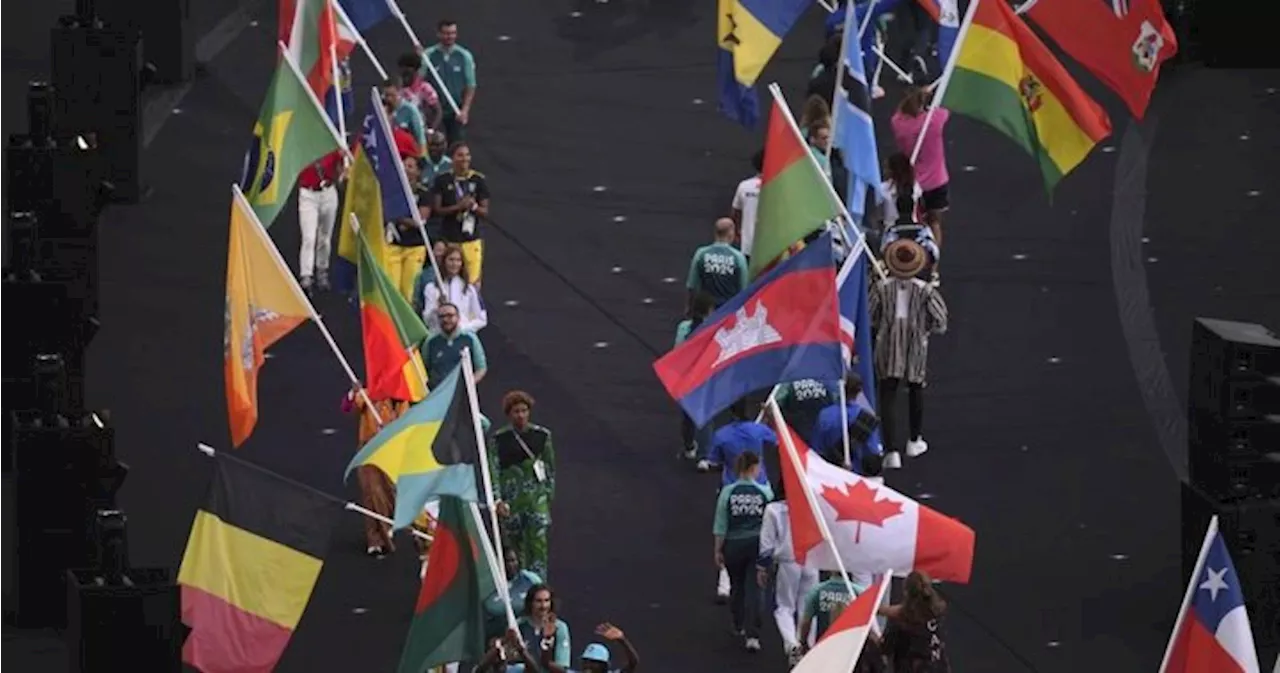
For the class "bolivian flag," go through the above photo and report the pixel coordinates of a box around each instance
[940,0,1111,192]
[357,231,428,403]
[344,365,483,529]
[225,184,312,447]
[178,453,338,673]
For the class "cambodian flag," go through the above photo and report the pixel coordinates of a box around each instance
[1160,515,1261,673]
[654,233,845,428]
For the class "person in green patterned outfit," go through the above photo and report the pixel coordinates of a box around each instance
[489,390,555,580]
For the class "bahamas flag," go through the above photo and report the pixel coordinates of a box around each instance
[729,0,816,87]
[241,44,345,228]
[397,497,497,673]
[344,366,483,528]
[357,230,428,403]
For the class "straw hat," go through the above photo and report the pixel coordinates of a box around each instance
[883,239,927,279]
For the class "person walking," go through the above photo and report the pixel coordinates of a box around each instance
[730,150,763,259]
[799,571,869,650]
[879,571,952,672]
[685,218,747,311]
[430,141,489,288]
[490,390,555,579]
[296,149,344,293]
[397,52,443,133]
[712,451,773,653]
[422,19,477,142]
[675,292,715,462]
[341,386,408,556]
[869,239,948,468]
[421,243,487,334]
[756,477,817,666]
[422,302,487,386]
[891,87,951,257]
[385,156,430,302]
[879,152,940,280]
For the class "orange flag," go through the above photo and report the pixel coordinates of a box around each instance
[224,185,312,446]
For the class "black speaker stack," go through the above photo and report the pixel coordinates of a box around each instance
[2,2,193,671]
[1182,318,1280,664]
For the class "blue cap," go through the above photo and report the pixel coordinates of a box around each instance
[581,643,610,663]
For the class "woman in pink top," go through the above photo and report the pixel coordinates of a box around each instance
[890,87,950,259]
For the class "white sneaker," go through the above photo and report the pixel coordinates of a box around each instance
[883,451,903,469]
[697,459,715,473]
[786,645,803,666]
[682,446,697,460]
[906,437,929,458]
[716,568,731,602]
[744,637,761,652]
[872,85,886,99]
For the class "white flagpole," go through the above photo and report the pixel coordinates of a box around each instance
[1157,515,1220,672]
[328,31,347,142]
[330,0,389,79]
[909,0,981,165]
[460,351,519,631]
[232,183,382,427]
[767,82,884,282]
[195,443,427,540]
[838,378,852,469]
[385,0,461,116]
[766,399,866,606]
[349,213,432,390]
[825,0,861,164]
[278,43,353,164]
[367,87,446,292]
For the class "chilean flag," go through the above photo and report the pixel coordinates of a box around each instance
[771,415,975,583]
[654,234,845,428]
[1160,516,1261,673]
[792,574,891,673]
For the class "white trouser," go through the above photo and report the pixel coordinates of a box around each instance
[298,185,338,278]
[774,560,818,651]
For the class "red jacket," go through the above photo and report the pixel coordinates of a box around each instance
[297,151,343,190]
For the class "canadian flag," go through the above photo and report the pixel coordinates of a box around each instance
[775,418,975,583]
[793,574,891,673]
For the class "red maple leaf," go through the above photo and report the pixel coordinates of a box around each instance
[822,481,904,543]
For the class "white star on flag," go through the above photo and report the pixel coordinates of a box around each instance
[1199,566,1229,602]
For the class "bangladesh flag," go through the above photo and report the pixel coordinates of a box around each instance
[241,45,345,229]
[357,232,429,403]
[750,93,844,278]
[398,497,497,673]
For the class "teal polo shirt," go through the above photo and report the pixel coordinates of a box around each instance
[424,329,486,386]
[686,242,747,308]
[393,101,427,149]
[422,44,477,114]
[712,479,773,541]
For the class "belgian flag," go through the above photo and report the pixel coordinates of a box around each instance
[178,453,338,672]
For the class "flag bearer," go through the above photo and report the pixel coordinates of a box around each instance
[341,386,408,556]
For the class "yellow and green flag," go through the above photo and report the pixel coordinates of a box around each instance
[240,44,345,228]
[940,0,1111,191]
[358,232,428,403]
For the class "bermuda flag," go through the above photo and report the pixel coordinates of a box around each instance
[772,415,975,583]
[793,574,891,673]
[1159,516,1261,673]
[1021,0,1177,119]
[654,233,845,428]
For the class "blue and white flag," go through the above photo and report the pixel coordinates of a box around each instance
[833,0,883,222]
[835,245,882,455]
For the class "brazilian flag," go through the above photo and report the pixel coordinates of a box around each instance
[241,44,345,228]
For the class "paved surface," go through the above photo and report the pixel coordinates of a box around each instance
[4,0,1279,670]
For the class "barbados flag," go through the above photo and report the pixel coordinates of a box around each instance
[729,0,817,87]
[344,366,483,529]
[654,233,845,428]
